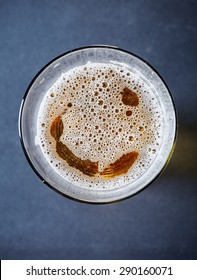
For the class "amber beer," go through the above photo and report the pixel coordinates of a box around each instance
[19,46,176,202]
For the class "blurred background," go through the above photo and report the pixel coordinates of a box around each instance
[0,0,196,259]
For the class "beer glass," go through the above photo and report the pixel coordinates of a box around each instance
[18,46,177,203]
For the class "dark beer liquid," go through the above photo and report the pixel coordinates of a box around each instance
[50,113,139,177]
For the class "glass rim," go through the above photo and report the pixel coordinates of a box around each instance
[18,45,178,204]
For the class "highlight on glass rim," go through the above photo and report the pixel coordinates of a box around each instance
[18,45,177,203]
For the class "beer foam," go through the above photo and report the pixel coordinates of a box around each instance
[37,62,164,190]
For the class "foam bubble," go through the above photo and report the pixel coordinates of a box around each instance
[37,63,164,190]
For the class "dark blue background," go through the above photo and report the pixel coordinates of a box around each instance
[0,0,196,260]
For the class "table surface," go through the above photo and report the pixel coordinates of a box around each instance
[0,0,196,260]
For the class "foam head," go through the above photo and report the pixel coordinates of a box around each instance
[37,62,164,190]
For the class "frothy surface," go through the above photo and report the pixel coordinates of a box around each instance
[37,62,164,190]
